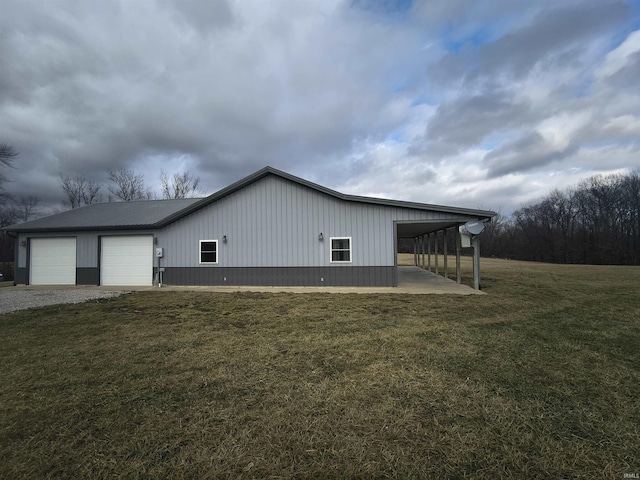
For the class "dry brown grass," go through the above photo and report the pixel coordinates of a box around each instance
[1,259,639,478]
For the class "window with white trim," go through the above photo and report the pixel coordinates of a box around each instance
[199,240,218,264]
[330,237,352,263]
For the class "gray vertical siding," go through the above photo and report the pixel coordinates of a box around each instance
[158,175,468,269]
[76,232,98,268]
[17,233,27,268]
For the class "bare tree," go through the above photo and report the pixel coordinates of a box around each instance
[60,174,103,209]
[0,144,20,268]
[0,202,18,269]
[0,143,18,196]
[108,169,154,201]
[0,204,17,228]
[0,143,18,168]
[479,210,511,258]
[12,195,41,222]
[160,170,203,199]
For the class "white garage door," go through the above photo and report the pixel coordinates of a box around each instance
[30,237,77,285]
[101,236,153,286]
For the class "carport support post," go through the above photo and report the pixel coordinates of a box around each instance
[472,234,481,290]
[434,232,439,275]
[443,228,448,279]
[456,230,462,284]
[413,237,417,266]
[421,235,425,269]
[427,234,431,271]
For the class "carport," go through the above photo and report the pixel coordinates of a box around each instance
[395,220,486,290]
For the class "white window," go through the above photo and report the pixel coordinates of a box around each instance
[199,240,218,264]
[330,237,352,263]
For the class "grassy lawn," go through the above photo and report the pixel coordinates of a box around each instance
[1,259,639,478]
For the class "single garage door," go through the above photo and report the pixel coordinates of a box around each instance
[101,236,153,286]
[30,237,77,285]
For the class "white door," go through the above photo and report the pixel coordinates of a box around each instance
[101,236,153,286]
[30,237,77,285]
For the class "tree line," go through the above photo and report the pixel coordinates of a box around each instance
[1,147,203,225]
[2,165,202,227]
[0,144,41,226]
[0,143,23,275]
[59,169,203,209]
[482,170,640,265]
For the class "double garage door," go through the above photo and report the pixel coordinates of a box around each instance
[30,236,154,286]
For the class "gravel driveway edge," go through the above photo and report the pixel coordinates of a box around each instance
[0,289,128,315]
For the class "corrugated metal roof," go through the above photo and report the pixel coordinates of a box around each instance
[5,198,201,232]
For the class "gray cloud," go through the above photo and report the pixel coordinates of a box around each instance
[158,0,235,34]
[413,92,532,157]
[483,132,579,178]
[605,50,640,90]
[0,0,639,215]
[427,1,631,88]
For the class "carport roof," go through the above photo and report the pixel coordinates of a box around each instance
[3,166,495,233]
[396,220,470,238]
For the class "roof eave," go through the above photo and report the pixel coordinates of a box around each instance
[2,223,161,234]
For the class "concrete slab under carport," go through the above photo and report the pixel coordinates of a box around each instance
[394,266,483,294]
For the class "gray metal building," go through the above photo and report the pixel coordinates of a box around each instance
[4,167,495,288]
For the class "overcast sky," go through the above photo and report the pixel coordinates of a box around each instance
[1,0,639,215]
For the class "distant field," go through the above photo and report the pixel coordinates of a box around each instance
[1,259,639,478]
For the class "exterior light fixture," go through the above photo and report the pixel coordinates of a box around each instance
[222,235,227,243]
[20,240,27,247]
[318,233,324,241]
